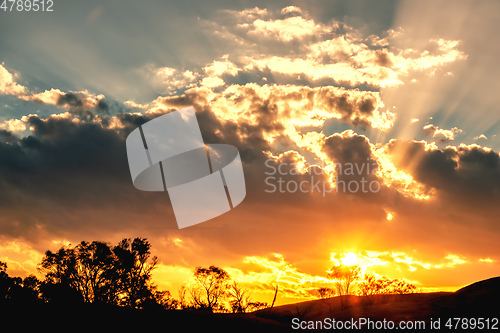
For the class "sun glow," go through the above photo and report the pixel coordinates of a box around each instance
[331,252,364,269]
[340,252,359,266]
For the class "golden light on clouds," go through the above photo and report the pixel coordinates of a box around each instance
[0,240,44,278]
[331,251,390,272]
[224,253,331,304]
[386,212,394,221]
[148,249,497,304]
[239,16,331,42]
[372,144,433,200]
[0,63,27,96]
[479,258,494,263]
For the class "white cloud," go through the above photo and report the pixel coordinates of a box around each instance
[0,63,28,96]
[239,16,331,42]
[200,76,225,88]
[423,124,463,143]
[281,6,304,15]
[0,117,28,132]
[203,55,240,77]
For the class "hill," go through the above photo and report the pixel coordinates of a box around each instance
[253,276,500,331]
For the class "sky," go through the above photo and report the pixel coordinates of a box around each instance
[0,0,499,305]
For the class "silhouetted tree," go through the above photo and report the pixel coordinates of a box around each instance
[178,285,191,309]
[154,289,179,310]
[327,264,361,309]
[8,275,41,304]
[190,265,230,312]
[39,241,116,304]
[316,287,336,313]
[0,261,41,304]
[270,284,279,308]
[228,281,251,313]
[358,273,416,303]
[112,238,158,308]
[0,261,11,300]
[38,237,165,309]
[246,301,269,312]
[317,287,335,299]
[39,281,83,305]
[142,287,179,310]
[20,275,41,299]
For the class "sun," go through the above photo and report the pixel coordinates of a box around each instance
[341,252,359,266]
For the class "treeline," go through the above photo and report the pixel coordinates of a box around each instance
[317,264,417,309]
[1,238,419,313]
[178,265,268,313]
[0,238,168,309]
[0,238,267,313]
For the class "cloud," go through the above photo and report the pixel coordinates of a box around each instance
[0,64,116,117]
[385,140,500,211]
[0,63,27,96]
[423,124,462,143]
[138,80,499,207]
[221,7,269,21]
[280,6,304,16]
[199,55,239,87]
[23,89,109,114]
[322,130,380,191]
[142,6,469,97]
[153,83,393,139]
[225,253,330,302]
[242,36,465,88]
[203,55,240,77]
[239,16,332,42]
[0,117,30,133]
[138,64,200,95]
[329,251,469,274]
[200,76,225,88]
[0,111,167,245]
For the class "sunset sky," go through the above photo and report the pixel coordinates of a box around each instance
[0,0,499,306]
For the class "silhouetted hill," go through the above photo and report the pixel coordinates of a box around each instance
[254,276,500,331]
[433,276,500,317]
[455,276,500,299]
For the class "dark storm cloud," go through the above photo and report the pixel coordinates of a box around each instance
[0,117,122,196]
[322,131,381,197]
[0,111,173,241]
[96,99,110,114]
[374,49,393,67]
[57,92,84,108]
[315,88,376,130]
[0,101,300,245]
[358,98,376,114]
[323,132,377,173]
[27,89,120,117]
[387,140,500,208]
